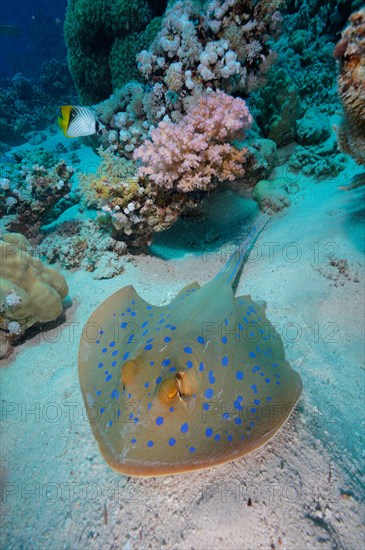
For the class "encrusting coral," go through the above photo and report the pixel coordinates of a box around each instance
[334,7,365,167]
[134,91,252,192]
[0,233,69,359]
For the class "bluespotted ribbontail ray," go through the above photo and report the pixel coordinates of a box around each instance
[78,214,303,476]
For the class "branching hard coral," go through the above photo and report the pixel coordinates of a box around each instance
[0,233,69,359]
[134,91,252,192]
[95,82,153,157]
[137,0,281,124]
[334,8,365,167]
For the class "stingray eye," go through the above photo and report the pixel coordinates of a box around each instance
[175,372,189,397]
[158,371,197,404]
[158,377,179,404]
[121,360,138,388]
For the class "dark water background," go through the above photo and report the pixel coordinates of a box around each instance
[0,0,68,79]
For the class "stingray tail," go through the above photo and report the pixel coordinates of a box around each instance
[215,210,272,287]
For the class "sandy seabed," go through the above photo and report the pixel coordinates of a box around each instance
[1,149,364,550]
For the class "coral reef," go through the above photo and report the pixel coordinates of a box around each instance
[0,60,77,148]
[296,108,331,145]
[1,150,76,241]
[64,0,166,103]
[228,137,277,191]
[250,67,301,146]
[252,176,299,212]
[136,0,280,123]
[284,0,360,38]
[92,0,282,159]
[38,220,127,277]
[288,136,348,178]
[78,92,252,249]
[250,1,361,149]
[109,18,163,91]
[95,82,152,158]
[134,91,252,192]
[334,8,365,167]
[63,0,359,255]
[0,233,69,359]
[249,0,360,141]
[79,148,196,249]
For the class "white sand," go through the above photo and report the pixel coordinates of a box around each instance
[1,153,364,549]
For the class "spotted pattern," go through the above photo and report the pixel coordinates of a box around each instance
[91,296,281,444]
[79,263,301,477]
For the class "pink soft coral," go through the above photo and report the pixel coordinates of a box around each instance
[134,91,252,192]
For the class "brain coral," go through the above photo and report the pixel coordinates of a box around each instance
[334,8,365,166]
[0,233,69,358]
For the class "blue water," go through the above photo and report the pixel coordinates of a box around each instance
[0,0,67,79]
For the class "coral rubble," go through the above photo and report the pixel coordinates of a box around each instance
[38,220,127,276]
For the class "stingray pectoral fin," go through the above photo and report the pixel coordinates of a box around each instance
[78,285,158,469]
[234,294,267,315]
[168,282,201,305]
[79,285,150,366]
[234,366,303,460]
[257,368,302,447]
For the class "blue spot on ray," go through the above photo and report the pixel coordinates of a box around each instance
[208,370,216,384]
